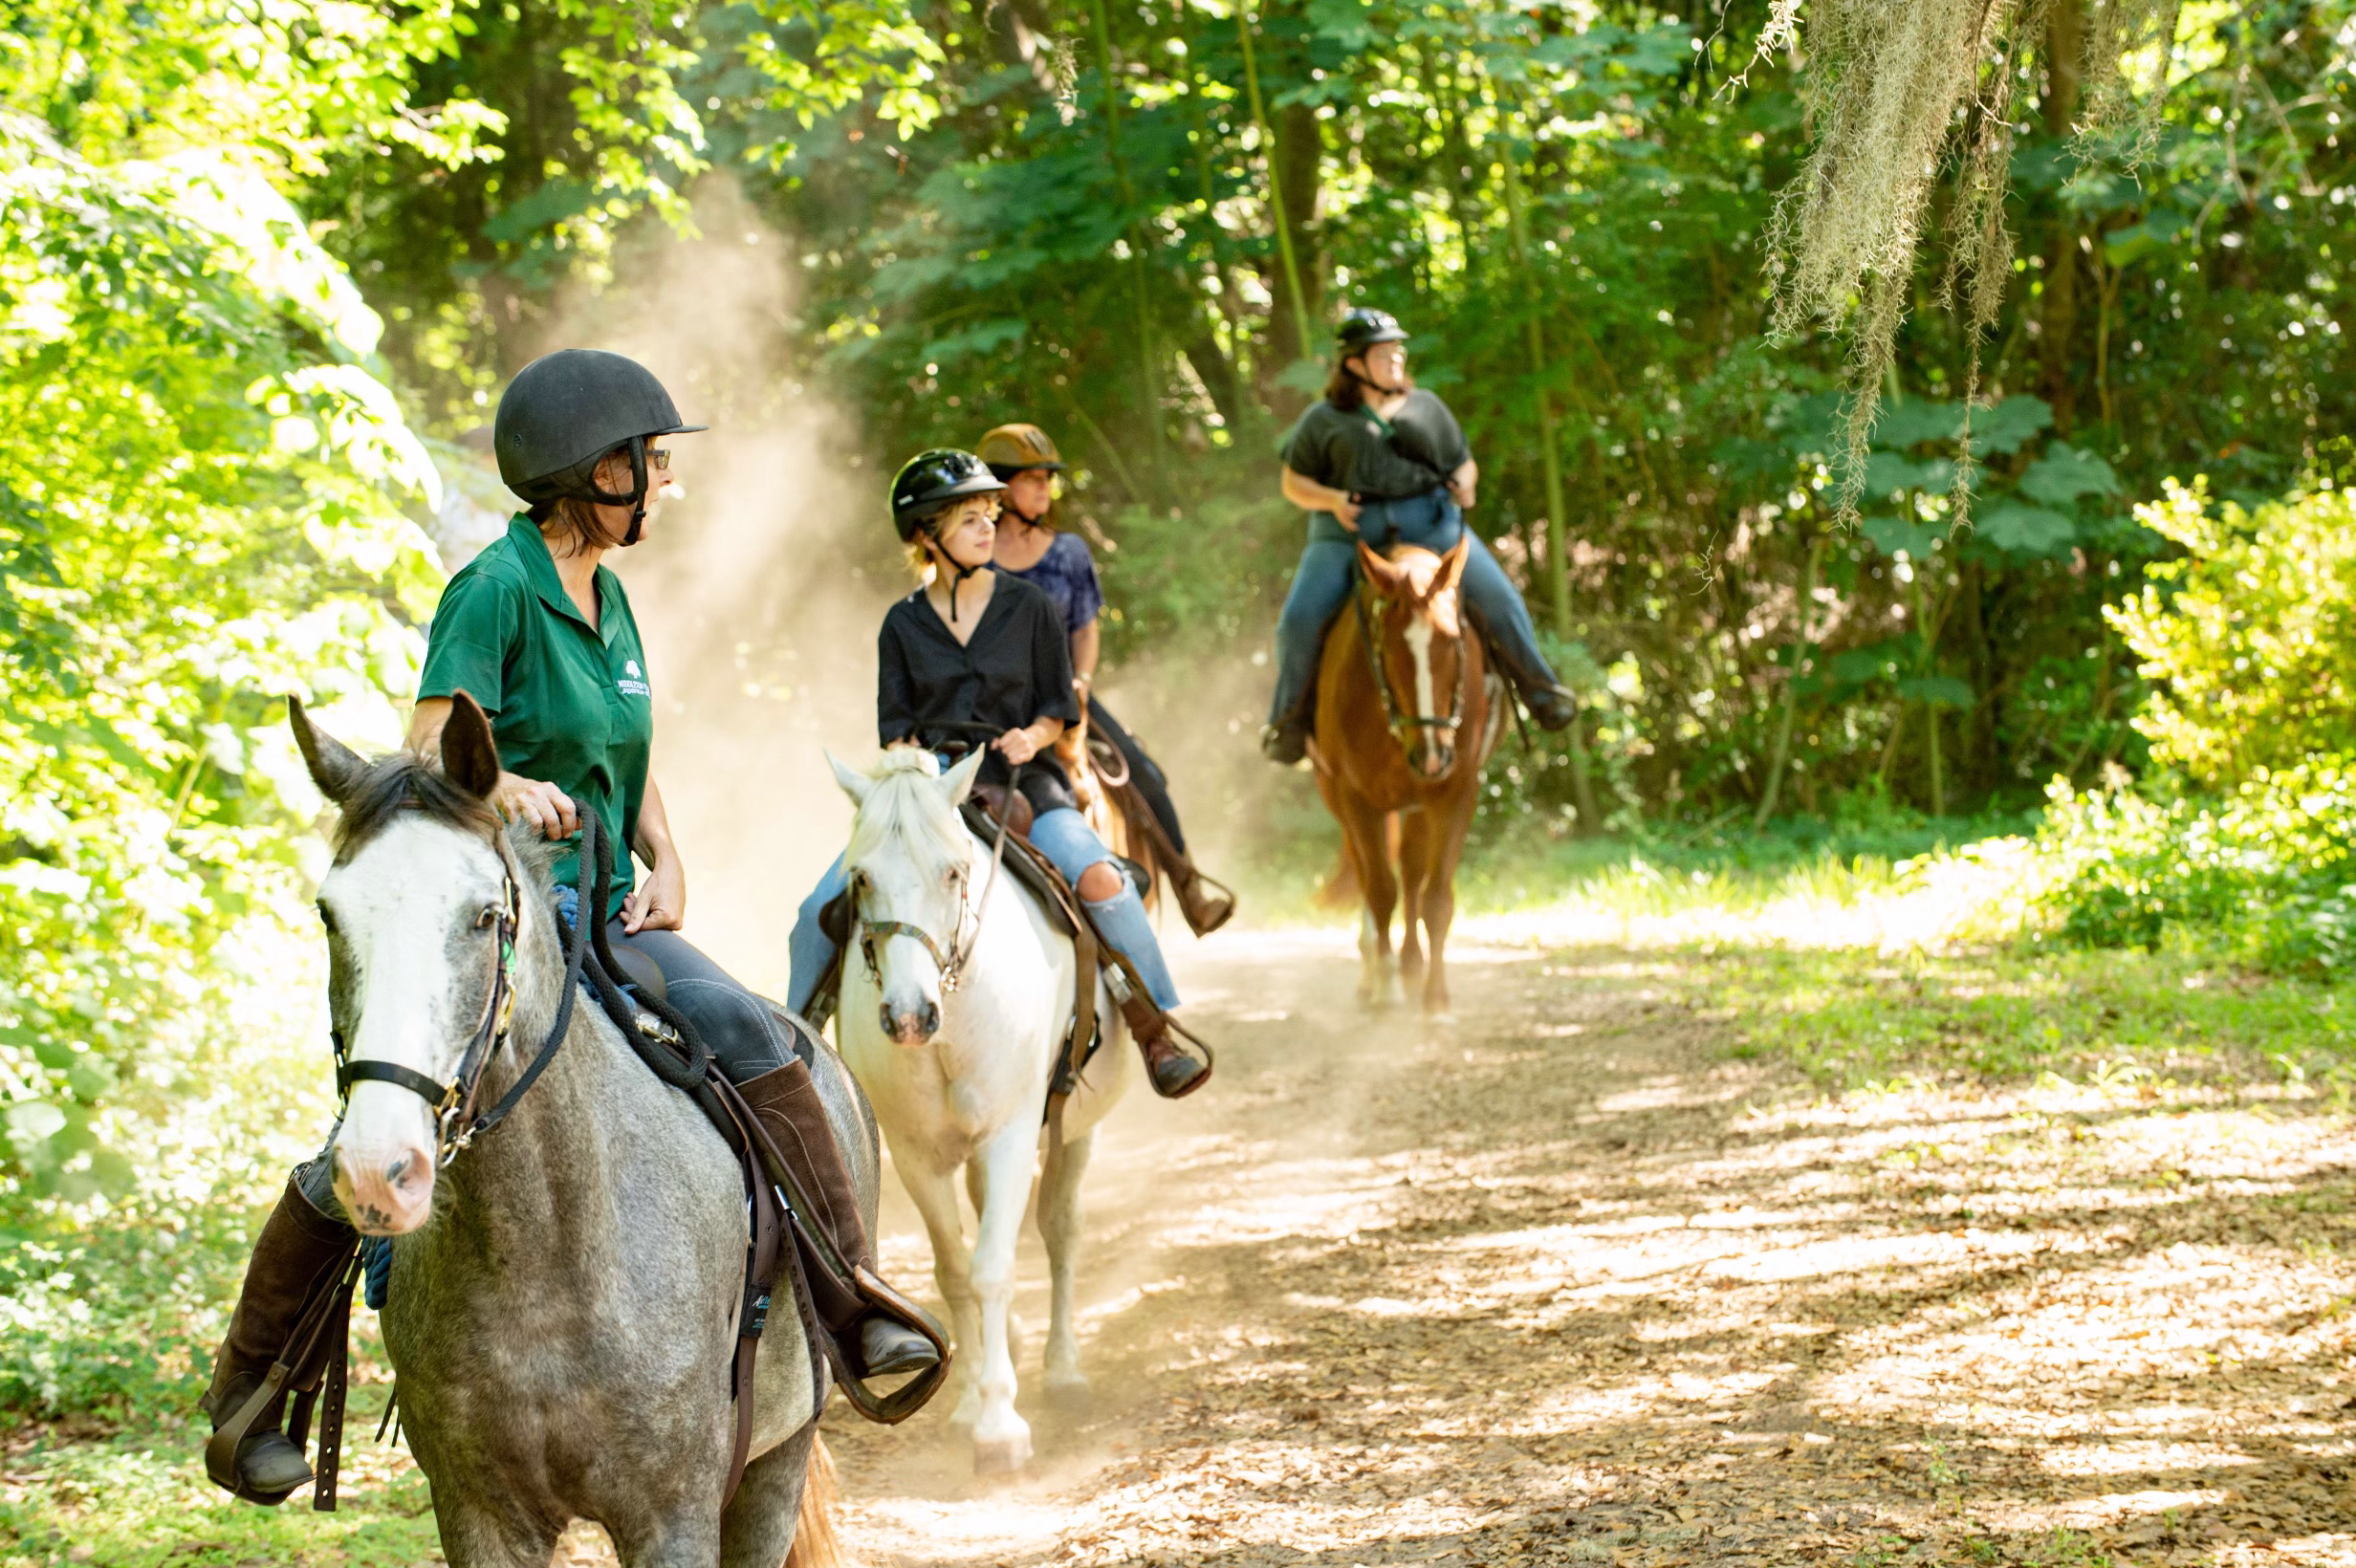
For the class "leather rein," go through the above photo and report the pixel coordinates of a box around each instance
[1352,575,1469,777]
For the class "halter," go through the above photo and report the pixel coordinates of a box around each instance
[851,749,1015,998]
[854,862,974,993]
[330,829,591,1168]
[1353,575,1468,778]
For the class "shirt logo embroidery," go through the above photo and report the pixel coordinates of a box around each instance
[618,657,651,699]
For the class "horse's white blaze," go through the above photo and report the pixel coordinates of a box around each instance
[322,816,508,1235]
[1404,617,1437,728]
[829,750,1134,1475]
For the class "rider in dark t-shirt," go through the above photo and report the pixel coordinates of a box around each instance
[1262,308,1577,764]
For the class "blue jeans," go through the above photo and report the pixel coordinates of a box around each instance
[1265,487,1558,728]
[789,804,1181,1014]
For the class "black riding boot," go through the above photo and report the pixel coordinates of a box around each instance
[1479,634,1580,731]
[736,1062,941,1379]
[1260,715,1312,766]
[200,1175,358,1503]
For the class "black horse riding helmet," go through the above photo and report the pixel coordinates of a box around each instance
[494,349,706,544]
[890,448,1006,541]
[976,423,1066,481]
[1336,307,1409,354]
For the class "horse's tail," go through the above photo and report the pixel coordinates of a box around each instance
[1313,812,1398,908]
[785,1432,846,1568]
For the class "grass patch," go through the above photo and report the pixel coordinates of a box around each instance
[0,1387,437,1568]
[1698,943,2356,1093]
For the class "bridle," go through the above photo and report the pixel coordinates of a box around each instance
[854,860,977,994]
[851,743,1015,998]
[1353,575,1468,778]
[330,830,588,1168]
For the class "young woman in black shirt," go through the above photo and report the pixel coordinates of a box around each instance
[787,449,1210,1100]
[1261,308,1577,763]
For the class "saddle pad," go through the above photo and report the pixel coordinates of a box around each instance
[960,800,1080,938]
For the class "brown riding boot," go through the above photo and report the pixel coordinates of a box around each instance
[1160,845,1235,937]
[1118,991,1212,1100]
[199,1174,357,1503]
[735,1062,941,1380]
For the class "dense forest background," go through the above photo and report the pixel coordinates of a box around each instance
[8,0,2356,1427]
[306,0,2352,828]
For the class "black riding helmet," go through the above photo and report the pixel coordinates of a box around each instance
[890,448,1006,541]
[494,349,706,546]
[890,448,1005,623]
[1336,307,1409,354]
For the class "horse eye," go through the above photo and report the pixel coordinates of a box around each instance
[316,904,338,935]
[474,905,498,930]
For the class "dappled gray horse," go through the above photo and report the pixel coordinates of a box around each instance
[294,701,860,1568]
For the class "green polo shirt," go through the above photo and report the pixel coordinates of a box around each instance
[418,514,654,919]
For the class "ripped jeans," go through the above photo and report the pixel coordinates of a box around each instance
[787,804,1180,1016]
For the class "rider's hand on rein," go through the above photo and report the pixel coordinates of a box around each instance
[495,773,579,840]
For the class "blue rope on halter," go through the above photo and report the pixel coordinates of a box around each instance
[362,1236,392,1310]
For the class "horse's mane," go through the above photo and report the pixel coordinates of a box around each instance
[846,751,971,873]
[331,751,504,860]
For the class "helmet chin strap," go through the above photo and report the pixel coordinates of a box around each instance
[1349,364,1406,399]
[927,525,991,622]
[584,435,651,546]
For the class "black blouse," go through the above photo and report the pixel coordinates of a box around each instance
[877,575,1084,815]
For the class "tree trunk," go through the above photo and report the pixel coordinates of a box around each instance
[2039,0,2086,434]
[1258,98,1325,415]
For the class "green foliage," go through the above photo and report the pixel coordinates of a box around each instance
[2031,765,2356,975]
[0,119,438,1200]
[2112,479,2356,787]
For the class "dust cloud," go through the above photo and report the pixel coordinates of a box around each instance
[491,177,1309,994]
[535,179,900,996]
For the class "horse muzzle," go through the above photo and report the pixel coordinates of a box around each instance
[332,1136,437,1235]
[882,998,941,1048]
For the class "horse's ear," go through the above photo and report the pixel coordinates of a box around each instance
[439,691,502,799]
[289,695,369,805]
[1356,540,1402,591]
[1436,534,1472,598]
[942,748,987,807]
[828,751,875,807]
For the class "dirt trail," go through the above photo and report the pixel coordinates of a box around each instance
[780,922,2356,1568]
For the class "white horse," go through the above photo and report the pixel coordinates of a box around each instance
[825,749,1134,1473]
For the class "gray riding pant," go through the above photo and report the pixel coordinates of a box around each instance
[294,918,793,1218]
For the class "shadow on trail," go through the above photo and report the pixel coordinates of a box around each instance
[819,928,2356,1568]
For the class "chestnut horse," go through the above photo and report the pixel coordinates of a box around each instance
[1310,536,1499,1016]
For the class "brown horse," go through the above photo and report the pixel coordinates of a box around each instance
[1310,536,1497,1016]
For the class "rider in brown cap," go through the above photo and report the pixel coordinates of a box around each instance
[978,423,1235,937]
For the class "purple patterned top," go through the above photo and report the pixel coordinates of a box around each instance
[1004,530,1103,637]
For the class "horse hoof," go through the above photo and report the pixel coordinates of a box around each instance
[972,1433,1032,1474]
[1044,1371,1093,1413]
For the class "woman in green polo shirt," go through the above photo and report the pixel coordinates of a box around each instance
[197,351,935,1505]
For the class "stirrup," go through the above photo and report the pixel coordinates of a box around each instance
[831,1266,953,1425]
